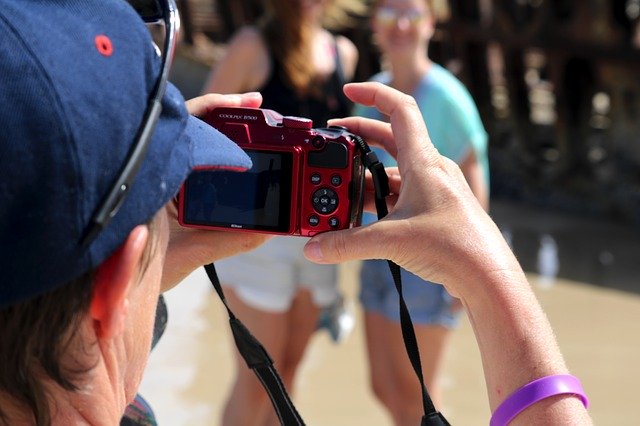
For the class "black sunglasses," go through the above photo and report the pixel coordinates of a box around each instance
[81,0,180,246]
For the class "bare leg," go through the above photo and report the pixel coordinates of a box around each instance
[221,288,288,426]
[263,289,321,426]
[364,311,451,426]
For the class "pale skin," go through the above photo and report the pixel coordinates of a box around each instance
[361,0,488,422]
[304,81,592,425]
[202,2,358,425]
[0,92,269,425]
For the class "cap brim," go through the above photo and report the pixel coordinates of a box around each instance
[185,115,252,171]
[82,95,252,293]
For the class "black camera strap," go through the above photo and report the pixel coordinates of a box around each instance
[204,262,306,426]
[204,134,449,426]
[354,136,451,426]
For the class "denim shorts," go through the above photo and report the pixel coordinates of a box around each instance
[359,259,460,328]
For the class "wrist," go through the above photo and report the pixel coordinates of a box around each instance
[456,257,528,308]
[447,213,525,303]
[490,374,589,426]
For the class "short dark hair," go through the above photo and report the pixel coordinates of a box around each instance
[0,218,159,426]
[0,270,96,425]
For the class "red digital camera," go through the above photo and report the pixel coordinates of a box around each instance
[178,107,365,236]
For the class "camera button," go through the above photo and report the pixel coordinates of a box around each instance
[328,217,340,228]
[308,215,320,227]
[330,174,342,186]
[312,188,338,214]
[311,173,322,185]
[283,116,313,129]
[311,135,326,149]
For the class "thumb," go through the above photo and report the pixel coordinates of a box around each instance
[303,223,389,264]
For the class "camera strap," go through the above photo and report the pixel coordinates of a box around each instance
[355,136,450,426]
[204,134,449,426]
[204,262,306,425]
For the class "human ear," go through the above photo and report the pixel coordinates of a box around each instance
[424,12,436,38]
[90,225,149,339]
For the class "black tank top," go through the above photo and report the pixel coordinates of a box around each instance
[259,38,352,127]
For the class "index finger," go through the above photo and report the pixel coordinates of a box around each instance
[328,116,398,158]
[186,92,263,118]
[342,82,439,166]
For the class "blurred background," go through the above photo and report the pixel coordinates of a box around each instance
[140,1,640,424]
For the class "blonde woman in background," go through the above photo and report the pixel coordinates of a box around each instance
[354,0,489,423]
[203,1,361,424]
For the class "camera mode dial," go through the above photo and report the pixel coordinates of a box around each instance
[283,116,312,130]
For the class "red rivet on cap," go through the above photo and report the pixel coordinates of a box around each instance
[95,35,113,57]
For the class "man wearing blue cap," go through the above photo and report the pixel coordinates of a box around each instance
[0,0,267,424]
[0,1,593,426]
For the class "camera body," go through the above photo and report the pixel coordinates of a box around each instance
[178,107,365,236]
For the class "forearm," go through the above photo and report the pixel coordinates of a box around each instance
[464,267,565,404]
[461,265,591,424]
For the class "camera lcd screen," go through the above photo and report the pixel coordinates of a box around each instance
[183,150,293,232]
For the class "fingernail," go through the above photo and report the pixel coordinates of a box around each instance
[304,241,323,261]
[242,92,261,98]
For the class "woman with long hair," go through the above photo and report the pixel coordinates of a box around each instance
[203,1,361,424]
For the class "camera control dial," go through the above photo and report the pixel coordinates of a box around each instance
[312,188,338,214]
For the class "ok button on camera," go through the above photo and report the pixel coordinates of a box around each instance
[312,188,338,214]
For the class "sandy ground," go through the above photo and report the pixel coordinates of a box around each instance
[139,256,640,425]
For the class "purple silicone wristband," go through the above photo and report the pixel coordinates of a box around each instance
[489,374,589,426]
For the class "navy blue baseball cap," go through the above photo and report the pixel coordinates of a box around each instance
[0,0,251,307]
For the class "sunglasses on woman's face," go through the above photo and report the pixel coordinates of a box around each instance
[375,7,428,27]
